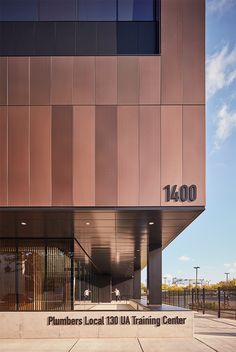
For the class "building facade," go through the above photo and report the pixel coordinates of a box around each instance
[0,0,205,311]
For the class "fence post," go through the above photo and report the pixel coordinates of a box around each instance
[218,287,221,318]
[192,288,194,310]
[184,289,186,308]
[177,290,180,306]
[197,288,199,311]
[203,288,205,314]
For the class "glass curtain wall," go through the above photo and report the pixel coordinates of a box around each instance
[0,238,73,311]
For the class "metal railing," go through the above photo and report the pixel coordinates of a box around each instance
[162,288,236,320]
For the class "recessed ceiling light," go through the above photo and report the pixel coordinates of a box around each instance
[85,222,90,226]
[149,221,154,225]
[21,222,27,226]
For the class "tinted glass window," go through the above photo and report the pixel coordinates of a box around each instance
[118,0,155,21]
[117,22,138,55]
[14,22,35,55]
[55,22,76,55]
[76,22,97,55]
[40,0,76,21]
[0,0,38,21]
[0,22,16,55]
[35,22,55,55]
[78,0,116,21]
[138,22,157,54]
[97,22,117,55]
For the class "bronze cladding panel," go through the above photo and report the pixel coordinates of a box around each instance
[95,57,117,105]
[161,0,183,104]
[73,106,95,206]
[139,56,161,104]
[95,106,117,206]
[183,106,205,205]
[8,106,30,205]
[73,57,95,105]
[139,106,161,206]
[8,57,29,105]
[30,106,52,205]
[52,106,73,205]
[118,57,139,105]
[161,0,205,104]
[0,58,7,105]
[117,106,139,206]
[51,57,73,105]
[0,107,7,205]
[30,57,51,105]
[161,106,182,206]
[183,0,205,104]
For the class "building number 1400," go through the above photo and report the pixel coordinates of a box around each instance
[163,185,197,202]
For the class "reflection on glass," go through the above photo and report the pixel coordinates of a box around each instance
[39,0,76,21]
[0,0,38,21]
[118,0,155,21]
[77,0,116,21]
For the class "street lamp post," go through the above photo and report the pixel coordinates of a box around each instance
[225,272,230,282]
[194,266,200,306]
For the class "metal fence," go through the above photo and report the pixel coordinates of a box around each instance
[162,288,236,320]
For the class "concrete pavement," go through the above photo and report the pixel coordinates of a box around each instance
[0,313,235,352]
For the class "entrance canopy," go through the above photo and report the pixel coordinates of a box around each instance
[0,207,203,280]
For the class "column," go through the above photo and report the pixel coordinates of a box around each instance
[147,246,162,305]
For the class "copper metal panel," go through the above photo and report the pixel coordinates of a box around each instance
[73,56,95,105]
[161,0,183,104]
[0,58,7,105]
[52,106,73,205]
[95,106,117,206]
[139,57,160,104]
[139,106,161,206]
[95,57,117,105]
[183,0,205,104]
[30,57,51,105]
[161,106,182,206]
[117,106,139,205]
[118,57,139,105]
[30,106,52,206]
[8,106,30,205]
[8,57,29,106]
[183,106,205,205]
[51,57,73,105]
[73,106,95,206]
[0,107,8,205]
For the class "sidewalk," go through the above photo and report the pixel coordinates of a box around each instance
[0,313,235,352]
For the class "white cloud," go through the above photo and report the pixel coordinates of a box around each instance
[208,0,236,13]
[178,256,191,262]
[224,263,231,267]
[214,104,236,149]
[206,44,236,99]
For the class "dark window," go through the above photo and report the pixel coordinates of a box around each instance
[0,0,38,21]
[55,22,76,55]
[39,0,76,21]
[0,22,16,55]
[77,0,116,21]
[97,22,117,55]
[118,0,155,21]
[76,22,96,55]
[117,22,138,54]
[35,22,55,55]
[138,22,157,54]
[14,22,36,55]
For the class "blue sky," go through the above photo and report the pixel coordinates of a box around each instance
[143,0,236,285]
